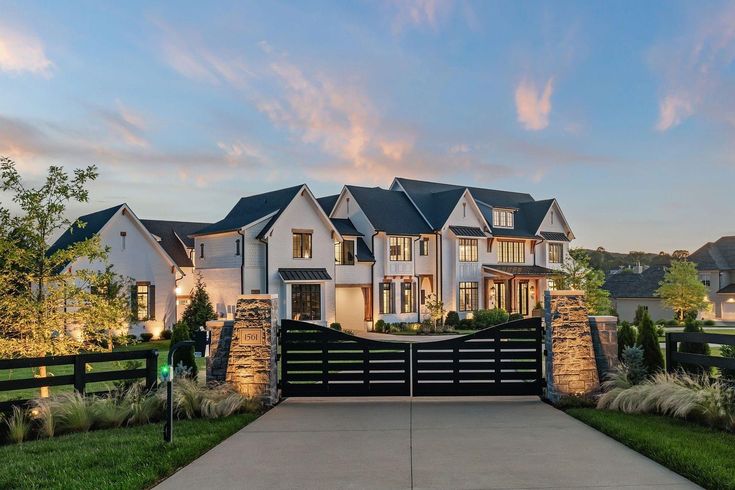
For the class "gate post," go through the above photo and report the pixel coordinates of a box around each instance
[544,290,600,404]
[206,294,279,406]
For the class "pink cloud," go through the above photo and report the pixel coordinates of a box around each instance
[0,22,53,76]
[514,78,554,131]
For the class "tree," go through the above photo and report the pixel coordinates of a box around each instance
[424,293,445,333]
[0,157,117,396]
[180,274,216,336]
[617,321,637,359]
[672,250,689,260]
[655,260,709,320]
[636,310,664,374]
[553,248,611,315]
[75,266,132,351]
[633,305,646,326]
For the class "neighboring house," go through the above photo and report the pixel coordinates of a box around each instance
[602,265,675,322]
[689,236,735,321]
[50,205,205,337]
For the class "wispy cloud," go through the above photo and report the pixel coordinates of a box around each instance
[386,0,458,34]
[514,78,554,131]
[95,100,150,148]
[0,22,53,76]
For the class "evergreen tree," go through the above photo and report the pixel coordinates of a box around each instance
[633,305,647,326]
[636,310,664,373]
[678,314,711,375]
[553,248,611,315]
[181,274,216,336]
[617,321,637,359]
[171,321,197,379]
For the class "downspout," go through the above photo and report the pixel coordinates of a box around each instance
[413,236,421,323]
[259,237,269,294]
[533,238,545,267]
[437,231,443,302]
[238,229,245,294]
[370,231,379,330]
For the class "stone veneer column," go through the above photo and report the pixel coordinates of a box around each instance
[588,316,619,382]
[206,294,279,406]
[544,290,600,403]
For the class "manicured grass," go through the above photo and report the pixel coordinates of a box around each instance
[567,408,735,490]
[0,412,258,490]
[0,341,206,402]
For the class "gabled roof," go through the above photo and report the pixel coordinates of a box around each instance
[331,218,363,236]
[48,204,125,256]
[345,185,432,235]
[192,185,302,236]
[317,194,339,215]
[689,236,735,271]
[602,265,667,299]
[141,220,210,267]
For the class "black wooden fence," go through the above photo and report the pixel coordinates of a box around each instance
[665,332,735,375]
[0,349,159,412]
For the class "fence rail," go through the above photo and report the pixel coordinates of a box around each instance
[665,332,735,374]
[0,349,159,412]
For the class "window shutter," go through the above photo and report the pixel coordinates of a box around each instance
[148,285,156,320]
[130,285,138,320]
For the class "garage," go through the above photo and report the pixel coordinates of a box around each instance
[721,298,735,320]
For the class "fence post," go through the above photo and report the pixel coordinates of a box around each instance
[73,355,86,394]
[665,332,674,373]
[145,350,159,390]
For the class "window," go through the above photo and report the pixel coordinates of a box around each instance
[200,243,204,259]
[458,238,478,262]
[120,231,127,251]
[548,243,563,264]
[401,282,415,313]
[551,211,555,224]
[498,240,525,263]
[419,237,429,256]
[379,282,395,314]
[235,239,241,256]
[292,232,312,259]
[420,289,426,305]
[389,236,412,261]
[291,284,321,320]
[492,209,514,228]
[701,277,711,287]
[335,240,355,265]
[131,283,155,321]
[547,279,556,291]
[458,282,478,312]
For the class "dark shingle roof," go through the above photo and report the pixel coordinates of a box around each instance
[278,268,332,281]
[317,194,339,215]
[483,264,556,276]
[717,284,735,294]
[346,185,431,235]
[331,218,363,236]
[48,204,125,256]
[602,265,666,298]
[141,220,210,267]
[540,231,569,242]
[449,226,486,237]
[689,237,735,271]
[356,237,375,262]
[193,185,302,236]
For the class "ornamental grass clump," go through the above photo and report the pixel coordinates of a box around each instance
[91,395,130,429]
[29,397,56,438]
[54,392,94,433]
[5,406,30,444]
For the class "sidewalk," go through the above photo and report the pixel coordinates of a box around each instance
[156,397,699,490]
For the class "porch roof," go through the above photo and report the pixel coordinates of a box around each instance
[278,268,332,282]
[483,264,557,277]
[540,231,569,242]
[449,225,486,237]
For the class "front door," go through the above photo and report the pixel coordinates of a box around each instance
[518,281,529,316]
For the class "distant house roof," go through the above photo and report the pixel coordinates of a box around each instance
[278,268,332,281]
[540,231,569,242]
[689,236,735,271]
[483,264,556,276]
[141,219,210,267]
[356,237,375,262]
[317,194,339,215]
[193,185,303,236]
[331,218,363,236]
[449,226,486,237]
[717,284,735,294]
[345,185,432,235]
[48,204,125,256]
[602,265,666,298]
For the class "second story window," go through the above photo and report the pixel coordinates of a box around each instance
[548,243,563,264]
[389,236,412,261]
[458,238,478,262]
[293,232,312,259]
[419,237,429,256]
[235,239,241,256]
[493,209,514,228]
[700,274,711,287]
[335,240,355,265]
[498,240,525,264]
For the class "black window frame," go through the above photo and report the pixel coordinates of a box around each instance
[419,237,429,256]
[291,284,321,321]
[235,238,241,256]
[400,282,415,313]
[458,281,478,312]
[379,282,395,314]
[548,243,563,264]
[131,283,155,321]
[458,238,478,262]
[498,240,525,264]
[335,239,355,265]
[292,232,313,259]
[389,236,412,261]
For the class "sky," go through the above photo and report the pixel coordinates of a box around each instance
[1,0,734,253]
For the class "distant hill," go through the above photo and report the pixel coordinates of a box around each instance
[582,248,673,274]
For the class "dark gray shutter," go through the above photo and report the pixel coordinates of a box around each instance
[130,285,138,320]
[148,285,156,320]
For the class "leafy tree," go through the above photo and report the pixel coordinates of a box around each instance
[655,260,709,320]
[180,274,216,336]
[636,310,664,373]
[75,266,132,351]
[171,321,197,379]
[553,248,611,315]
[424,293,445,333]
[617,321,637,359]
[677,315,711,375]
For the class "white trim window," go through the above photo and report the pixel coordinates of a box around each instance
[493,209,514,228]
[293,232,312,259]
[458,238,478,262]
[548,243,563,264]
[291,284,321,320]
[498,240,525,264]
[389,236,412,261]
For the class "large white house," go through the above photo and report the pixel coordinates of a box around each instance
[52,177,574,334]
[689,236,735,321]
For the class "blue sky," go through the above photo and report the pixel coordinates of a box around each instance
[1,1,734,252]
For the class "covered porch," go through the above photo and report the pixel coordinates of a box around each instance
[482,265,557,316]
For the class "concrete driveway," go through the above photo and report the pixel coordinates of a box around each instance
[156,397,699,490]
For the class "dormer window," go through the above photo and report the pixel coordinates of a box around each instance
[335,240,355,265]
[493,209,514,228]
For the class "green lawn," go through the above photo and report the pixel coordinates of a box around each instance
[567,408,735,490]
[0,412,258,490]
[0,341,206,402]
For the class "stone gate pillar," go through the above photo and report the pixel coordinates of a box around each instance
[206,294,279,406]
[544,290,600,403]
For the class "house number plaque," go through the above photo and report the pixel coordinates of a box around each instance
[238,328,264,346]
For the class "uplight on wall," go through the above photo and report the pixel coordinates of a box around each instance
[175,286,182,295]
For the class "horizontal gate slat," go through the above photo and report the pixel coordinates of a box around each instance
[368,361,407,370]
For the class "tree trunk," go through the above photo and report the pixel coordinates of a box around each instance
[38,365,50,398]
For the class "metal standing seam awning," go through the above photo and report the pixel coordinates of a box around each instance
[278,268,332,282]
[540,231,570,242]
[482,264,557,278]
[448,226,487,238]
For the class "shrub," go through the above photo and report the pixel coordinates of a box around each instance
[637,310,664,374]
[421,319,433,334]
[655,318,666,326]
[703,319,716,327]
[554,395,597,410]
[445,311,459,327]
[126,334,137,343]
[329,322,342,331]
[171,321,197,379]
[389,324,401,334]
[617,321,637,359]
[622,345,647,385]
[139,332,154,342]
[678,317,711,375]
[720,345,735,381]
[160,329,172,340]
[54,392,94,433]
[508,313,524,322]
[458,318,474,330]
[5,406,30,444]
[665,319,680,327]
[374,319,386,333]
[655,324,665,338]
[474,308,509,329]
